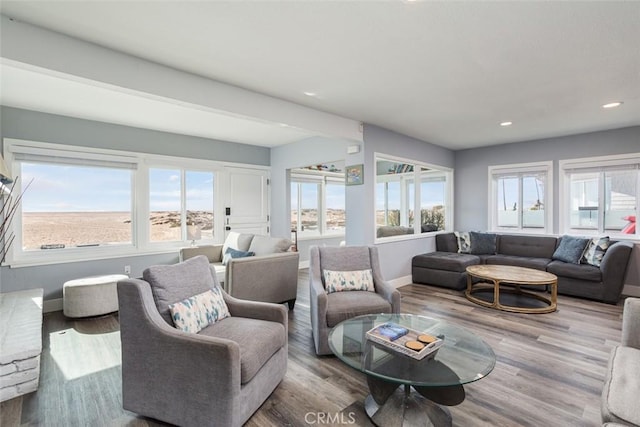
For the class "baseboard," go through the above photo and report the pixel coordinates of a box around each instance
[298,260,310,269]
[622,284,640,298]
[388,275,412,289]
[43,298,62,313]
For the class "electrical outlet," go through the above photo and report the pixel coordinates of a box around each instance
[124,265,131,275]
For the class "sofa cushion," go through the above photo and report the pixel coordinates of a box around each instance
[546,260,602,282]
[248,235,291,256]
[552,235,590,264]
[436,233,459,253]
[323,269,374,293]
[325,291,391,328]
[485,255,551,271]
[498,234,557,258]
[470,232,497,255]
[581,236,610,267]
[222,231,254,255]
[602,346,640,426]
[168,288,230,333]
[199,316,286,384]
[143,256,215,325]
[412,252,480,272]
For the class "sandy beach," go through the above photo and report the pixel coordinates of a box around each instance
[22,211,213,250]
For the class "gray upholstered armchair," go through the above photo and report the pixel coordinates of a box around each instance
[602,297,640,426]
[117,256,288,427]
[309,246,401,355]
[180,232,299,309]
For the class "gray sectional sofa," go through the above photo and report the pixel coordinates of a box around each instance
[412,232,633,304]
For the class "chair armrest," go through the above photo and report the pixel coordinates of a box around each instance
[621,297,640,349]
[225,252,299,303]
[600,241,633,303]
[117,279,242,401]
[223,292,288,333]
[309,246,329,330]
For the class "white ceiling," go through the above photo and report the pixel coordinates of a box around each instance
[1,1,639,150]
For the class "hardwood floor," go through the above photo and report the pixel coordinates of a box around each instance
[1,270,625,427]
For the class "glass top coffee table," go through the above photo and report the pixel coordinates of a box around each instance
[328,314,495,427]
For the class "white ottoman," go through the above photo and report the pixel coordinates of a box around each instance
[63,274,128,318]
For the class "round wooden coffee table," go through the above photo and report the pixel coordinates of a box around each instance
[465,265,557,313]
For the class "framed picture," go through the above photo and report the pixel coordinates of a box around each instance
[346,164,364,186]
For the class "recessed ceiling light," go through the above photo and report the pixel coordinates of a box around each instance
[500,121,513,127]
[303,91,317,97]
[602,102,623,109]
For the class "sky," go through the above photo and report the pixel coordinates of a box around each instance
[21,163,214,212]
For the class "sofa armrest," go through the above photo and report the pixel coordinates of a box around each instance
[180,244,223,263]
[600,241,633,304]
[223,292,288,333]
[225,252,299,304]
[117,279,242,419]
[621,297,640,349]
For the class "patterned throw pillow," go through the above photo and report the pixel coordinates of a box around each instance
[454,231,471,254]
[581,236,610,267]
[323,269,374,294]
[168,287,230,333]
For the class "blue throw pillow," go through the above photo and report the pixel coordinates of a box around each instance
[552,235,590,264]
[222,247,255,265]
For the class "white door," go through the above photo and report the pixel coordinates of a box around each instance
[224,167,269,236]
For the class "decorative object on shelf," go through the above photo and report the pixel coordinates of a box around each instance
[346,164,364,186]
[187,223,202,247]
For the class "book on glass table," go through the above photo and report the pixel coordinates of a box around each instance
[372,322,409,341]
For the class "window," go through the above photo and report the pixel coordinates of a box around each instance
[21,161,133,250]
[561,154,639,237]
[375,155,452,239]
[149,168,214,243]
[291,166,345,237]
[3,138,238,266]
[489,162,552,233]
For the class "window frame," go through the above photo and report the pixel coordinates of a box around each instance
[290,168,345,239]
[3,138,267,267]
[374,153,453,243]
[488,161,553,234]
[559,153,640,239]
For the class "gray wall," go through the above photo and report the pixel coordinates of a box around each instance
[0,107,270,300]
[455,125,640,291]
[355,125,455,281]
[270,136,351,263]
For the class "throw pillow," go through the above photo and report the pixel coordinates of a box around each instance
[552,235,590,264]
[454,231,471,254]
[222,247,255,266]
[222,231,255,255]
[470,232,498,255]
[581,236,610,267]
[168,287,230,334]
[323,269,374,294]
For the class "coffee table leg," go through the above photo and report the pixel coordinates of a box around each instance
[365,378,453,427]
